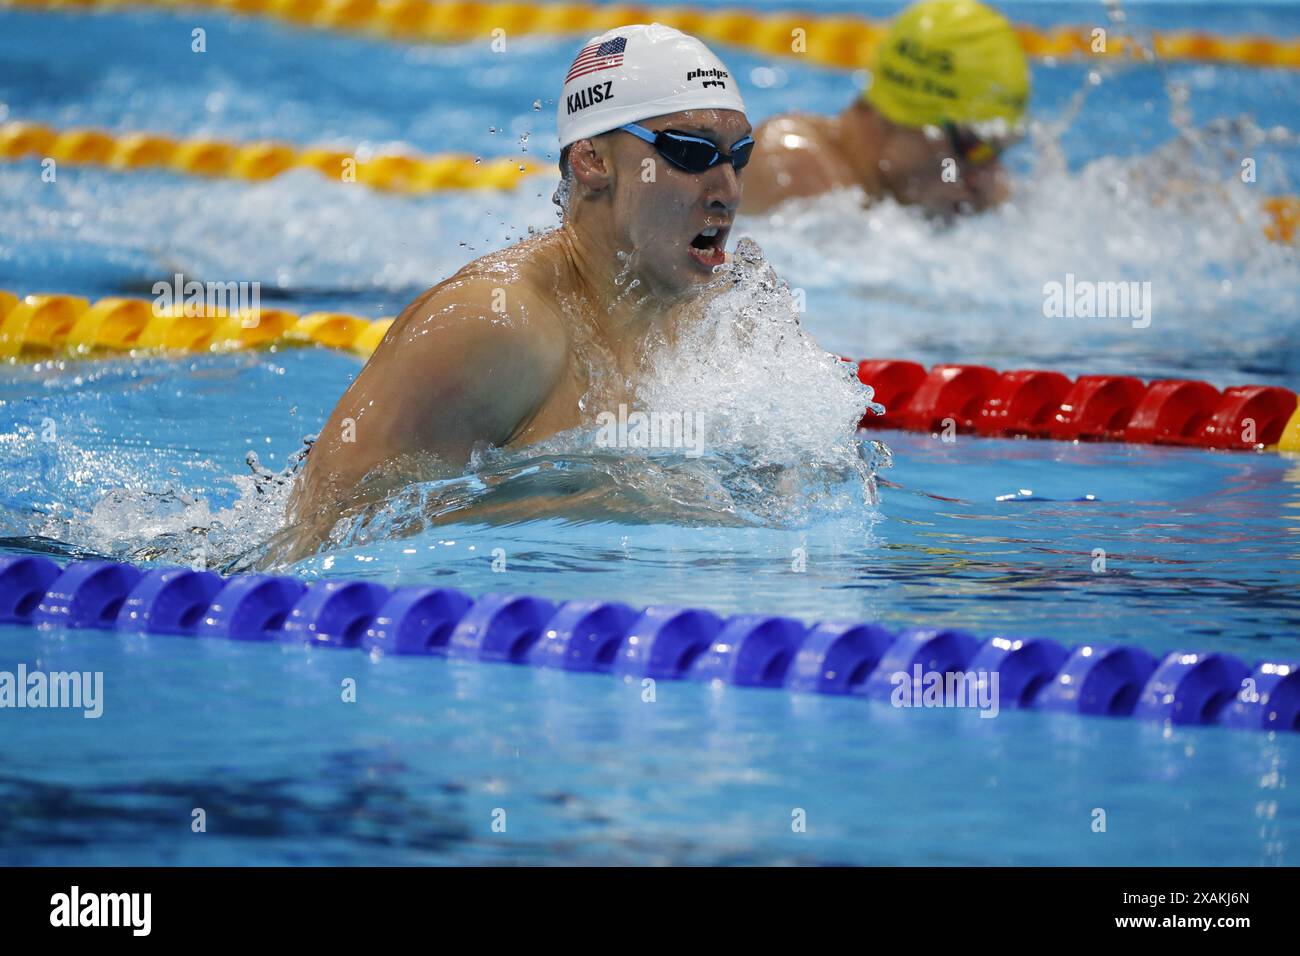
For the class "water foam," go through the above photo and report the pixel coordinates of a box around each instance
[0,423,300,570]
[630,238,886,506]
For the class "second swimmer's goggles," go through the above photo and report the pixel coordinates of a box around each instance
[620,123,755,173]
[942,121,1003,166]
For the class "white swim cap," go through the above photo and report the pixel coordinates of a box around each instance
[557,23,746,149]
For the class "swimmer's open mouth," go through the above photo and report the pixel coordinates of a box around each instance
[687,224,730,270]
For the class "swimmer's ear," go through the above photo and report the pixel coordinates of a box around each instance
[568,139,612,192]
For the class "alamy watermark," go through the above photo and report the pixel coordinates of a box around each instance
[50,886,151,936]
[594,404,706,458]
[890,665,1000,718]
[152,272,261,325]
[1042,273,1152,329]
[0,664,103,718]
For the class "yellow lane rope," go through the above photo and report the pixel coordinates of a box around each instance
[3,289,1299,451]
[0,120,540,192]
[3,0,1299,68]
[1263,196,1300,243]
[0,290,393,358]
[4,119,1295,242]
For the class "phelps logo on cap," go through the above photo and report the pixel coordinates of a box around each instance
[557,23,746,149]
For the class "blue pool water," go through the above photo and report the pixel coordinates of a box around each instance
[2,1,1299,865]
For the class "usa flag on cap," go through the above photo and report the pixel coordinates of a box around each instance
[565,36,627,83]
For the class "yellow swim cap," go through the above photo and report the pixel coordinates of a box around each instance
[864,0,1030,130]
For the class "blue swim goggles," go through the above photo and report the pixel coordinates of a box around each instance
[620,123,755,174]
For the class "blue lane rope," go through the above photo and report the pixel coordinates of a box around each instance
[2,556,1297,733]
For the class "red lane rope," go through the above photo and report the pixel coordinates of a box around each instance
[851,359,1300,451]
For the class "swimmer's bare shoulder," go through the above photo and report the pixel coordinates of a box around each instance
[287,236,570,526]
[742,113,858,214]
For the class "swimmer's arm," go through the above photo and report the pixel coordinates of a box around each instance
[741,120,855,214]
[378,287,561,462]
[289,283,561,524]
[740,152,842,214]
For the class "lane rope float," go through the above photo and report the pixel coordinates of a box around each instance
[0,120,539,193]
[1263,196,1300,244]
[10,119,1300,243]
[1,555,1296,733]
[3,290,1298,452]
[0,289,397,358]
[4,0,1300,70]
[851,359,1300,453]
[4,119,1297,245]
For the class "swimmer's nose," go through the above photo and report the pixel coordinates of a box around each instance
[702,162,742,213]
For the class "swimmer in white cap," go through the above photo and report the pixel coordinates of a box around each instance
[284,24,753,555]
